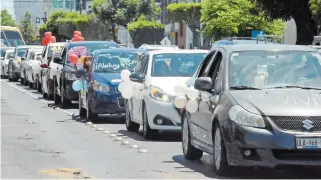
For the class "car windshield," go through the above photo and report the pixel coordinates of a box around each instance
[1,30,25,46]
[48,45,64,57]
[229,50,321,89]
[151,53,207,77]
[92,52,140,73]
[67,44,117,63]
[17,48,27,57]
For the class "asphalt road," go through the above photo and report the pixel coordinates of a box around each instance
[1,79,321,179]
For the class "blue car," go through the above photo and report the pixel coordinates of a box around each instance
[78,48,147,122]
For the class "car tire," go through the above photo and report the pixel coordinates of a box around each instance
[125,101,140,131]
[181,113,203,160]
[79,92,86,118]
[29,81,33,88]
[8,66,12,81]
[60,83,71,108]
[86,97,98,122]
[1,67,4,79]
[37,79,42,92]
[20,77,24,85]
[54,80,61,105]
[213,124,230,175]
[142,104,158,139]
[46,79,54,100]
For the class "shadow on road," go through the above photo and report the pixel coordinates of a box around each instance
[169,154,321,179]
[117,129,182,142]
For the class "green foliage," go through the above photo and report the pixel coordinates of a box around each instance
[166,2,202,29]
[19,11,38,44]
[127,19,165,47]
[201,0,285,40]
[39,10,111,41]
[92,0,159,27]
[1,9,16,26]
[310,0,321,32]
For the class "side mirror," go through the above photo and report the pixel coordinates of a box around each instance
[194,77,213,92]
[53,57,63,64]
[40,63,48,68]
[76,69,86,78]
[129,73,145,83]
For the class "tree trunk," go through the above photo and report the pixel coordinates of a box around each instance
[191,26,199,49]
[292,1,317,45]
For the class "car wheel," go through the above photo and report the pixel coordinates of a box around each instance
[142,105,157,139]
[79,92,86,118]
[8,66,12,81]
[29,81,33,88]
[54,80,61,105]
[20,77,24,85]
[60,83,71,108]
[182,113,203,160]
[37,79,42,92]
[1,67,4,79]
[213,124,230,175]
[125,101,140,131]
[86,97,98,122]
[47,80,54,100]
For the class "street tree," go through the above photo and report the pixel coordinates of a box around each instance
[167,2,202,48]
[19,11,38,44]
[255,0,318,45]
[201,0,285,41]
[92,0,160,42]
[1,9,16,26]
[310,0,321,33]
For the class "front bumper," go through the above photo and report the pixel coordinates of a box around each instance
[224,118,321,167]
[145,97,181,131]
[91,91,125,115]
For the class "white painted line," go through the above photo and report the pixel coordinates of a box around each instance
[86,122,93,125]
[103,131,110,134]
[96,127,104,131]
[91,124,97,128]
[121,141,130,145]
[138,149,148,153]
[130,145,139,149]
[109,134,117,138]
[114,137,122,141]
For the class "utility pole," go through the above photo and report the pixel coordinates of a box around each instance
[43,0,50,23]
[79,0,82,14]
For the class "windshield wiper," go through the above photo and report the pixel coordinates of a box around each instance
[269,85,321,90]
[230,86,261,90]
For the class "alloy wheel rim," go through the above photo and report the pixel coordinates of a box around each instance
[214,128,222,170]
[182,117,189,155]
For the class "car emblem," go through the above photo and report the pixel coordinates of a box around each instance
[302,119,314,130]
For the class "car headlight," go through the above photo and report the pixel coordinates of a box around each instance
[150,86,172,102]
[93,80,111,93]
[228,105,265,128]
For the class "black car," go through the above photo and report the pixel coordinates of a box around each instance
[179,44,321,175]
[52,41,119,108]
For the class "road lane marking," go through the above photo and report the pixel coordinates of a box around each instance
[40,168,92,179]
[2,80,149,154]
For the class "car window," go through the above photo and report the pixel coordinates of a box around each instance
[207,51,223,79]
[61,48,67,64]
[42,46,47,58]
[214,61,223,93]
[138,55,149,74]
[142,55,149,75]
[198,50,216,77]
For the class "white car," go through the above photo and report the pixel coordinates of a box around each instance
[40,42,65,98]
[20,48,43,87]
[138,44,180,51]
[1,48,14,78]
[125,49,209,139]
[26,52,43,89]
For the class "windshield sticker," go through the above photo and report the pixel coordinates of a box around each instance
[69,46,87,56]
[93,62,120,70]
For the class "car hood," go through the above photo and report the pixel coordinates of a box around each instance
[92,72,122,86]
[229,90,321,116]
[149,77,190,96]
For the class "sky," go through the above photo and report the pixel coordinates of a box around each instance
[1,0,15,19]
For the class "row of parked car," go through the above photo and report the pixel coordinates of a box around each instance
[1,39,321,175]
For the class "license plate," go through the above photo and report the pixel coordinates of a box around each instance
[296,137,321,149]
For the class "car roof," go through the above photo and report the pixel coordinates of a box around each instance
[66,41,118,48]
[149,49,209,55]
[93,48,147,54]
[16,45,43,48]
[48,42,66,46]
[216,44,317,53]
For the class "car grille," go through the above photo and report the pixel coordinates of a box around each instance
[269,116,321,132]
[117,97,125,108]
